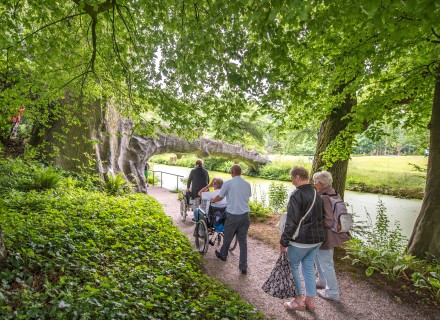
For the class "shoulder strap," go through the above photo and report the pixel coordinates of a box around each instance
[292,189,317,241]
[322,192,337,197]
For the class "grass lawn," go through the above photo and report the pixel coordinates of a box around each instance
[349,155,427,174]
[347,155,427,198]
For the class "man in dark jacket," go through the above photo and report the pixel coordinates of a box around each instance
[186,159,209,210]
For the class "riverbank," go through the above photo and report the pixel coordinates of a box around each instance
[149,154,427,199]
[148,186,440,319]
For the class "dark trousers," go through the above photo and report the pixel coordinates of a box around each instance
[219,212,250,271]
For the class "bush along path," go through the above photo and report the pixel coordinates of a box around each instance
[0,162,264,320]
[148,187,440,320]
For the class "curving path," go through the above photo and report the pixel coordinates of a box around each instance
[147,187,439,320]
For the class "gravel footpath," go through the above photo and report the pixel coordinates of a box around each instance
[148,187,439,320]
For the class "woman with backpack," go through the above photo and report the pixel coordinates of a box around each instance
[313,171,350,302]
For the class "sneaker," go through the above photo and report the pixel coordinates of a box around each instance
[240,269,247,275]
[316,281,325,289]
[317,289,340,302]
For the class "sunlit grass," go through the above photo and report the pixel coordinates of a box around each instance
[349,155,427,174]
[347,156,427,197]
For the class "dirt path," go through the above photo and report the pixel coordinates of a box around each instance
[147,187,439,320]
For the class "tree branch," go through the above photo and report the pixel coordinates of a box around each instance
[60,69,91,89]
[432,27,440,39]
[2,12,86,50]
[194,3,199,24]
[181,1,185,29]
[90,15,97,72]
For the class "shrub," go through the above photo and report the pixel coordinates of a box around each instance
[258,158,310,181]
[0,158,35,193]
[345,199,440,303]
[175,155,196,167]
[249,200,271,222]
[103,173,132,196]
[29,167,62,190]
[0,159,264,319]
[268,182,288,213]
[147,173,160,186]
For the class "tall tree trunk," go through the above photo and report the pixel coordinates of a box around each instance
[407,71,440,259]
[311,93,356,200]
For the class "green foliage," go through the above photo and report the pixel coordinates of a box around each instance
[369,200,408,254]
[148,154,173,165]
[179,176,188,188]
[249,201,271,222]
[103,173,132,196]
[29,167,62,191]
[345,199,440,302]
[147,174,159,186]
[268,183,288,213]
[412,265,440,302]
[0,158,99,194]
[257,156,311,181]
[0,159,264,319]
[354,124,430,156]
[151,154,250,175]
[0,158,35,193]
[267,126,318,156]
[175,156,197,168]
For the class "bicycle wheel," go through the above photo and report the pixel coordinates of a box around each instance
[229,234,238,252]
[180,198,187,222]
[194,220,209,255]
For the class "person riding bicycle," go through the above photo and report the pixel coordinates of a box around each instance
[193,178,227,230]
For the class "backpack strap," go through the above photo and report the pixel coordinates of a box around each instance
[322,192,338,197]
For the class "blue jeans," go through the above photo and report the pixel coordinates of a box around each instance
[316,248,340,298]
[287,244,321,297]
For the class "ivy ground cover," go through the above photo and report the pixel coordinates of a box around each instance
[0,160,263,319]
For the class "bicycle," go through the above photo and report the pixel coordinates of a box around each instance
[194,203,238,255]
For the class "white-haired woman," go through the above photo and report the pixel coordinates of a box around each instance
[313,171,350,302]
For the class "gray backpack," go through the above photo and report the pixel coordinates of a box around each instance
[324,193,353,233]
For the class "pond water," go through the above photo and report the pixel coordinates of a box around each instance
[149,164,422,239]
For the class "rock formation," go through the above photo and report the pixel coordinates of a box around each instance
[31,102,269,193]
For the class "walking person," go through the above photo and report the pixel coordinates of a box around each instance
[186,159,210,210]
[281,166,325,312]
[210,164,251,275]
[313,171,350,302]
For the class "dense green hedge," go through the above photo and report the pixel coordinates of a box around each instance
[0,159,263,319]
